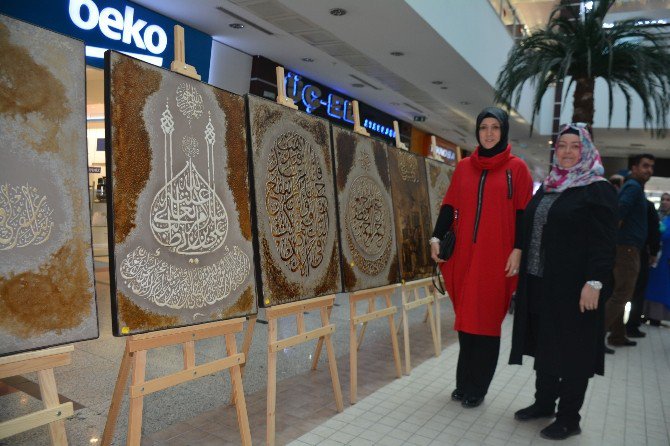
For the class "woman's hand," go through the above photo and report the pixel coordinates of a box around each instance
[579,284,600,312]
[504,248,521,277]
[431,241,446,263]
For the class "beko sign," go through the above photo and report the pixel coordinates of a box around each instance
[69,0,167,64]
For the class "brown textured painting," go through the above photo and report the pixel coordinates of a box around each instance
[332,127,399,292]
[425,157,454,230]
[0,15,98,356]
[106,51,256,336]
[247,95,341,306]
[388,148,433,282]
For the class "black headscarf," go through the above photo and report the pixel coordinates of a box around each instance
[475,107,509,158]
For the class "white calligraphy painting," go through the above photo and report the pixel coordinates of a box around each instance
[0,183,53,250]
[120,245,250,309]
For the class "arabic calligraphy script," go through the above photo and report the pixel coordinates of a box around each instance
[398,151,419,183]
[346,175,392,275]
[120,246,251,309]
[150,96,228,255]
[266,131,329,276]
[0,183,54,250]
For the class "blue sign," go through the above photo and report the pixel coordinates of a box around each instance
[0,0,212,79]
[285,72,397,139]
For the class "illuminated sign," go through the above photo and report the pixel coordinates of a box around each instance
[69,0,167,65]
[285,72,396,138]
[434,146,456,161]
[0,0,212,76]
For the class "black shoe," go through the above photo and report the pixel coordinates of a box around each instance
[626,328,646,338]
[540,420,581,440]
[461,395,484,408]
[604,346,615,354]
[451,389,464,401]
[608,337,637,347]
[648,319,661,327]
[514,404,555,421]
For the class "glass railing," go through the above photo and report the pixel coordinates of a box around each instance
[487,0,528,39]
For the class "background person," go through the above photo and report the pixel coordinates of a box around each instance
[509,124,617,440]
[430,106,533,409]
[644,202,670,326]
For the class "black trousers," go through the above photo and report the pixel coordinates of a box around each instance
[627,250,650,330]
[456,331,500,398]
[534,371,588,426]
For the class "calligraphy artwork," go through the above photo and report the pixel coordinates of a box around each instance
[332,127,399,292]
[0,14,98,356]
[248,95,341,306]
[106,52,256,335]
[425,158,454,230]
[388,148,433,282]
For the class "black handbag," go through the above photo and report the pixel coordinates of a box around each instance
[438,229,456,261]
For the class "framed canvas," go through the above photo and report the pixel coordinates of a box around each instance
[247,95,341,306]
[388,148,433,282]
[0,14,98,356]
[106,51,256,335]
[425,157,454,230]
[332,126,399,292]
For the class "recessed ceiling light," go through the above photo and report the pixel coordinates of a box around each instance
[351,83,364,88]
[302,57,314,62]
[390,51,404,56]
[460,101,470,105]
[432,81,443,85]
[441,86,448,90]
[330,8,347,16]
[229,23,244,29]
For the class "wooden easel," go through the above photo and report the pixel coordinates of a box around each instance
[101,319,251,446]
[0,346,74,445]
[429,135,440,160]
[347,284,401,403]
[275,65,298,110]
[430,281,448,353]
[265,295,343,446]
[170,25,201,80]
[352,100,370,136]
[396,278,440,375]
[394,120,408,151]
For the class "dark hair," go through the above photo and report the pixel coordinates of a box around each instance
[629,153,655,169]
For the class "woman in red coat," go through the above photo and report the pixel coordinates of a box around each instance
[431,107,533,408]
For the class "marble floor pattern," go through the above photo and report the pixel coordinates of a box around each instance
[0,259,668,446]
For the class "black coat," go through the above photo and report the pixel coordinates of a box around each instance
[509,181,617,378]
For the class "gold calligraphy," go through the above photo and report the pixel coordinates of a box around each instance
[0,183,53,250]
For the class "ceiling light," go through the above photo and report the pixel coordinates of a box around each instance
[432,81,443,85]
[351,83,364,88]
[301,57,314,62]
[460,101,470,105]
[329,8,347,16]
[229,23,244,29]
[441,86,448,90]
[390,51,404,56]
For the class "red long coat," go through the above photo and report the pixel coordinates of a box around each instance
[440,145,533,336]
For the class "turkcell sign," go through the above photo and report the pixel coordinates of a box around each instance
[69,0,167,65]
[0,0,212,77]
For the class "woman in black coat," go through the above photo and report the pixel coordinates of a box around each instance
[509,124,617,440]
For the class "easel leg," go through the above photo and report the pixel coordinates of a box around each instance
[127,350,146,446]
[311,306,332,370]
[402,297,411,375]
[385,294,402,379]
[426,300,439,357]
[357,299,373,349]
[349,299,358,404]
[37,368,67,446]
[225,334,252,446]
[102,346,133,446]
[320,307,343,412]
[231,315,257,405]
[266,318,277,446]
[435,294,442,353]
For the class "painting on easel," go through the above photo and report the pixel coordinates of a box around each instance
[388,148,433,281]
[105,51,256,335]
[332,126,399,292]
[247,95,341,306]
[425,157,454,230]
[0,14,98,356]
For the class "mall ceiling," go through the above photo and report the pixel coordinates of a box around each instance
[131,0,670,172]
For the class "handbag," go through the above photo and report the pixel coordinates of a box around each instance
[438,229,456,261]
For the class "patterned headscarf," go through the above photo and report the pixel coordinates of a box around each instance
[543,123,607,193]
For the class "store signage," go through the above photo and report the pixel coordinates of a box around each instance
[434,146,456,161]
[285,72,397,138]
[0,0,212,77]
[69,0,167,65]
[88,166,102,173]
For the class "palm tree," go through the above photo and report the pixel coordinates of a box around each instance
[494,0,670,136]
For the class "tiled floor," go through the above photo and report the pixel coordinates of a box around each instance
[1,260,669,445]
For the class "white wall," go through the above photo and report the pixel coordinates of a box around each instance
[208,40,253,96]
